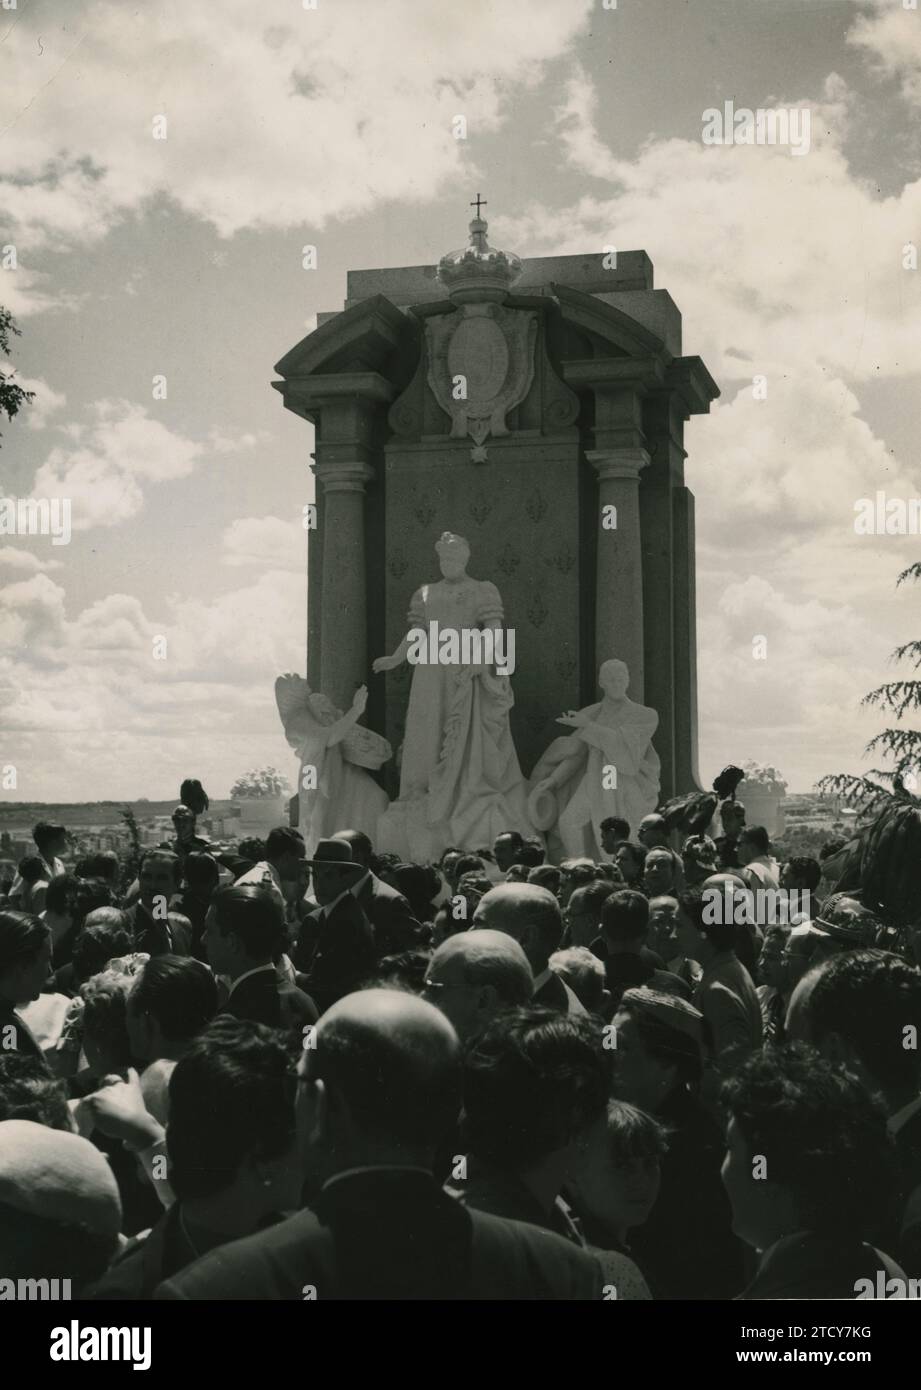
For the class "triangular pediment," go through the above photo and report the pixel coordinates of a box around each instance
[274,295,410,378]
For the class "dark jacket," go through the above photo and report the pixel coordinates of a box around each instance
[89,1204,196,1300]
[628,1082,745,1300]
[155,1169,603,1300]
[739,1233,907,1300]
[451,1160,585,1246]
[297,895,378,1015]
[222,965,318,1032]
[126,902,191,957]
[354,873,423,956]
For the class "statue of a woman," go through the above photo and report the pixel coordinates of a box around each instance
[274,675,391,856]
[529,658,660,862]
[372,531,532,860]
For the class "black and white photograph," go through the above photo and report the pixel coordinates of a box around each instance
[1,0,921,1354]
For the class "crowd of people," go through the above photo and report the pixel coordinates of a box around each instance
[1,793,920,1301]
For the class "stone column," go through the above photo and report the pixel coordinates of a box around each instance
[586,447,650,699]
[313,460,375,711]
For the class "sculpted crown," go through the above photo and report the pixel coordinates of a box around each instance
[437,213,522,305]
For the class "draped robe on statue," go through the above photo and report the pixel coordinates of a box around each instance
[275,677,390,858]
[533,697,660,862]
[386,577,533,860]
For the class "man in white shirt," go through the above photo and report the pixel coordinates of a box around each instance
[233,826,307,911]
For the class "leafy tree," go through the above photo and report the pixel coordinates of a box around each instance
[230,766,291,799]
[816,562,921,814]
[0,307,35,442]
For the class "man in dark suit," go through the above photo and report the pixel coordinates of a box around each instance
[155,990,604,1299]
[330,829,421,957]
[471,883,587,1016]
[126,850,191,956]
[206,885,318,1032]
[293,839,378,1013]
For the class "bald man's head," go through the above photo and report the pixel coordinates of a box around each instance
[638,814,669,849]
[298,990,461,1170]
[471,883,563,973]
[423,931,533,1042]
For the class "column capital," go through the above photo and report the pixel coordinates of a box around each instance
[586,448,651,483]
[313,460,375,494]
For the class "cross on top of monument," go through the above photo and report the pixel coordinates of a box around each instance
[470,194,487,218]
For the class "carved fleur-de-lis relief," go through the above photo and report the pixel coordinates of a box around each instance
[468,493,492,526]
[545,542,576,575]
[496,543,520,577]
[524,488,548,524]
[413,499,436,528]
[388,552,409,580]
[555,657,577,681]
[526,592,549,628]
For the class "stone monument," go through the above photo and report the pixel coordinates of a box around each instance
[273,200,718,838]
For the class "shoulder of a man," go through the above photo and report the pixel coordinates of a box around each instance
[467,1206,604,1300]
[155,1210,326,1301]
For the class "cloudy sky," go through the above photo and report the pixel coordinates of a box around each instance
[1,0,920,802]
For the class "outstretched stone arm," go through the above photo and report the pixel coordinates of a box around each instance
[372,635,410,674]
[326,685,368,747]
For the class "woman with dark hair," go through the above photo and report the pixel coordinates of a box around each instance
[615,841,646,889]
[0,910,52,1059]
[610,986,744,1299]
[566,1100,665,1299]
[723,1045,905,1298]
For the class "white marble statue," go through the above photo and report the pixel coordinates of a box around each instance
[528,659,660,862]
[274,675,391,856]
[372,531,533,861]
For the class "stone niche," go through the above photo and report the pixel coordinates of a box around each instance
[272,215,718,801]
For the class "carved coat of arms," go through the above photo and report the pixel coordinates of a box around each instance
[426,304,537,461]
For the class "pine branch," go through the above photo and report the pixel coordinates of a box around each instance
[896,562,921,588]
[863,681,921,717]
[813,773,893,811]
[891,640,921,669]
[865,728,921,759]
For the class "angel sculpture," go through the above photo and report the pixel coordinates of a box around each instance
[274,674,392,856]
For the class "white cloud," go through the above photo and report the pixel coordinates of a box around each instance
[0,546,62,577]
[222,515,306,571]
[697,575,889,789]
[0,563,305,798]
[849,1,921,104]
[500,73,921,387]
[1,0,594,312]
[15,376,67,430]
[26,401,255,530]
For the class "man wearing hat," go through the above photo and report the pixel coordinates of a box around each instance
[296,839,378,1014]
